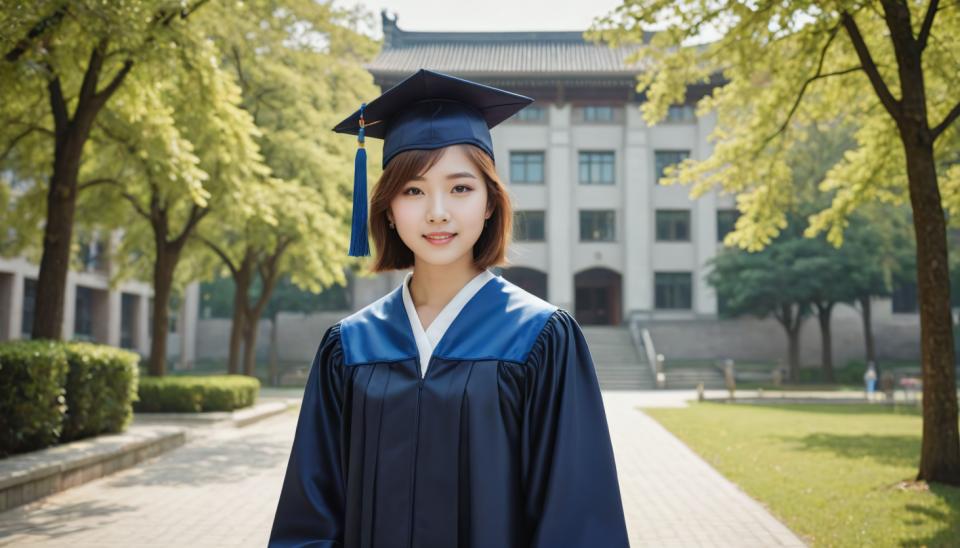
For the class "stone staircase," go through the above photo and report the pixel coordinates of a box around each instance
[581,326,657,390]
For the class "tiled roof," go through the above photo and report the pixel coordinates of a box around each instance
[364,12,651,77]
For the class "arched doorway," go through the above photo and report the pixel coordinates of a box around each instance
[574,268,622,325]
[499,267,548,301]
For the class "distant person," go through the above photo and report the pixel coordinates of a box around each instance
[864,362,878,401]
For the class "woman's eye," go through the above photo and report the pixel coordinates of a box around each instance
[453,185,472,193]
[403,187,422,195]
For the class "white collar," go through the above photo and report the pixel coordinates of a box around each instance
[401,268,496,378]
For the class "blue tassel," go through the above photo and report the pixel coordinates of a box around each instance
[348,103,370,257]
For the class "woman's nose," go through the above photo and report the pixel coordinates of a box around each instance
[427,194,450,223]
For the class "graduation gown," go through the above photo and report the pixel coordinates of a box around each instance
[269,271,629,548]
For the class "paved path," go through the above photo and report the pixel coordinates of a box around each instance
[603,391,807,547]
[0,389,807,547]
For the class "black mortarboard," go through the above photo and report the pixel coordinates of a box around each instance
[332,68,534,257]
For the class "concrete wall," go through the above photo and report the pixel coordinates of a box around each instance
[637,296,922,366]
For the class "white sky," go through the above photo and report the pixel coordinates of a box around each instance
[330,0,627,36]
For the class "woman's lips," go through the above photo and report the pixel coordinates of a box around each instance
[423,233,456,245]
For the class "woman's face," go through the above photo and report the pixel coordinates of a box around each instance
[387,144,492,267]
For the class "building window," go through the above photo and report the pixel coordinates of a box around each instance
[579,151,615,185]
[514,210,546,241]
[655,272,692,309]
[717,209,739,242]
[74,286,94,341]
[580,210,616,241]
[892,280,918,313]
[581,105,615,122]
[121,293,137,349]
[654,150,690,184]
[21,278,36,338]
[78,236,108,272]
[168,292,180,334]
[656,210,691,241]
[513,105,546,122]
[666,104,695,123]
[510,152,545,184]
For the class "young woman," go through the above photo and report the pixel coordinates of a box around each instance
[269,69,629,548]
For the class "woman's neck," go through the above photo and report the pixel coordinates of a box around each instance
[408,257,484,309]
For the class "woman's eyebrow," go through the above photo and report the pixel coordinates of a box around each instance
[410,171,478,181]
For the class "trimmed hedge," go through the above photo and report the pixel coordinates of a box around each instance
[0,340,69,457]
[60,341,140,443]
[0,339,139,457]
[135,375,260,413]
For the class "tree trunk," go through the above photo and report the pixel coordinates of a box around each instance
[268,314,279,387]
[242,315,259,378]
[241,268,282,379]
[148,245,179,376]
[228,266,252,375]
[817,303,835,383]
[787,326,801,383]
[32,143,81,340]
[227,303,245,375]
[859,295,879,377]
[31,46,131,340]
[32,95,99,340]
[904,137,960,484]
[778,303,803,382]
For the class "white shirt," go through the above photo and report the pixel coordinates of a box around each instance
[401,268,497,378]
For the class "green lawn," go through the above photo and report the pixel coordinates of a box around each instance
[643,402,960,547]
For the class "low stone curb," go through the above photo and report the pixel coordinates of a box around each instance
[0,399,296,514]
[133,399,296,429]
[0,424,186,513]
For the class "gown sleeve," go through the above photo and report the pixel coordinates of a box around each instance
[522,309,630,547]
[269,323,346,548]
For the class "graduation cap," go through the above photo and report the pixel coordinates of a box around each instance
[332,68,535,257]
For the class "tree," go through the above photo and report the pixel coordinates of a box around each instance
[0,0,214,340]
[83,24,268,376]
[194,0,379,376]
[590,0,960,484]
[708,226,819,381]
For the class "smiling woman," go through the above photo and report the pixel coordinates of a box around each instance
[269,69,629,548]
[368,143,511,274]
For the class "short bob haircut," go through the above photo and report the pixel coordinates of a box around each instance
[367,144,513,273]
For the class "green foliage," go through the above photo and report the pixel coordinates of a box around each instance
[587,1,960,249]
[135,374,260,412]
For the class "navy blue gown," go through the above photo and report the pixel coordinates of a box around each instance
[269,274,629,547]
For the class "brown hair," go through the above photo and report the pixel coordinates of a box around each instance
[367,144,513,273]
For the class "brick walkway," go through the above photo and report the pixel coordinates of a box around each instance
[0,390,807,547]
[603,391,807,547]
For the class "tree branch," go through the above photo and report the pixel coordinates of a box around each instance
[77,40,106,108]
[172,203,210,247]
[4,5,68,62]
[91,59,134,108]
[47,72,67,134]
[917,0,939,52]
[757,24,856,151]
[0,125,50,163]
[840,11,901,120]
[197,235,238,276]
[932,100,960,141]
